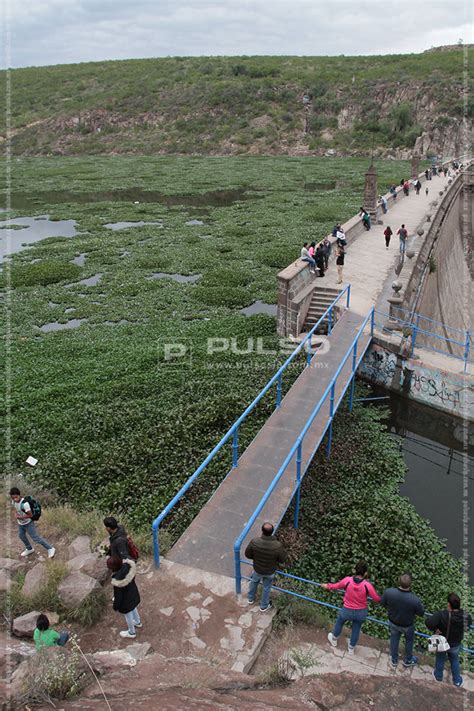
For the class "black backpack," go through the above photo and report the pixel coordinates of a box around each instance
[21,496,42,521]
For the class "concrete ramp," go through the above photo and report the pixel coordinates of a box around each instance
[168,309,371,577]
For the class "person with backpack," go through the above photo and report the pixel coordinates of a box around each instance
[9,487,55,559]
[384,226,393,249]
[414,179,422,195]
[322,561,381,654]
[108,556,142,639]
[426,592,472,688]
[360,208,371,231]
[381,573,424,669]
[103,516,139,562]
[397,224,408,254]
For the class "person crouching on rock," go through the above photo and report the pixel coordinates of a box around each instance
[108,557,142,639]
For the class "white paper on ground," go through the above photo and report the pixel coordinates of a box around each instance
[26,456,38,466]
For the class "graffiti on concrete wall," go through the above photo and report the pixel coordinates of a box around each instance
[360,344,471,417]
[411,373,461,408]
[362,349,398,386]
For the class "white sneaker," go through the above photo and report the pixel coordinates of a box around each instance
[347,643,355,655]
[134,622,143,628]
[47,547,56,559]
[119,631,136,639]
[328,632,338,647]
[20,548,34,557]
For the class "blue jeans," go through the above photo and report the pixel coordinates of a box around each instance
[399,239,406,254]
[124,607,141,634]
[332,607,367,648]
[302,256,316,268]
[18,521,52,551]
[248,571,274,609]
[434,645,461,685]
[57,631,69,646]
[389,621,414,663]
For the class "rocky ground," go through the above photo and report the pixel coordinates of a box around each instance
[1,507,472,710]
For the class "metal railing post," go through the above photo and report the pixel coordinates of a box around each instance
[326,383,336,458]
[306,334,312,366]
[348,340,358,412]
[410,313,421,357]
[234,546,242,595]
[153,525,160,568]
[276,373,283,408]
[327,307,333,335]
[346,284,351,308]
[464,331,470,374]
[370,308,375,337]
[293,442,302,529]
[232,428,239,468]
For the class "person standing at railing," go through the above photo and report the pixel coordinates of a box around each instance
[426,592,472,688]
[245,522,287,612]
[380,573,424,669]
[322,560,381,655]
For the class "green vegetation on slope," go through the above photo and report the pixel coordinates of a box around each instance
[1,50,471,155]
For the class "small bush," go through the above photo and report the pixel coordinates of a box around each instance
[429,255,437,273]
[19,644,84,704]
[65,588,107,627]
[259,657,293,687]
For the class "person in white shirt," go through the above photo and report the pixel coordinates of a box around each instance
[300,242,316,272]
[9,487,55,558]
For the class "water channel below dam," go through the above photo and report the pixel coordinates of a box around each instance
[370,387,473,583]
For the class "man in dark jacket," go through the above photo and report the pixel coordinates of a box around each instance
[244,522,287,612]
[381,573,424,668]
[109,557,142,639]
[104,516,130,561]
[426,592,472,688]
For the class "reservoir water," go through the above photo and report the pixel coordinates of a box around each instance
[371,389,473,582]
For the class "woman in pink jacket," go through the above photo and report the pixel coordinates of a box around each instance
[322,561,381,654]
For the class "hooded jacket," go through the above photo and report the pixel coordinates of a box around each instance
[112,558,140,614]
[109,525,130,561]
[327,576,381,610]
[426,609,472,648]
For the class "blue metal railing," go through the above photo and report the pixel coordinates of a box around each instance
[151,284,351,567]
[374,308,472,373]
[237,562,474,654]
[233,307,375,594]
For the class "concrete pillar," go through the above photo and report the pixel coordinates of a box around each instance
[411,152,420,179]
[363,162,378,220]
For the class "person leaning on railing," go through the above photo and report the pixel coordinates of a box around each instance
[322,560,381,655]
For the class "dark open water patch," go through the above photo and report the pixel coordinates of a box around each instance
[0,216,77,262]
[240,301,277,317]
[38,319,87,333]
[5,188,262,211]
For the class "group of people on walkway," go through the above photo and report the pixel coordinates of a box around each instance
[300,223,346,283]
[245,524,471,689]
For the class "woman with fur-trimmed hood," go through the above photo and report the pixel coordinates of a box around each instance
[108,557,142,639]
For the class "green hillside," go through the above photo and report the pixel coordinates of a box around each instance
[1,50,471,156]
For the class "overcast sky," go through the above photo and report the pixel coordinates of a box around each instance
[2,0,472,69]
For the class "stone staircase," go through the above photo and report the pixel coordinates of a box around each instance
[303,286,343,333]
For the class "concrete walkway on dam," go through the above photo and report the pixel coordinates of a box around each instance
[323,172,451,319]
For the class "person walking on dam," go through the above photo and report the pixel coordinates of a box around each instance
[245,522,287,612]
[336,245,345,284]
[384,226,393,249]
[381,573,424,669]
[322,561,381,654]
[397,224,408,254]
[9,487,55,559]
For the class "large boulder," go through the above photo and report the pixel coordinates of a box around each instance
[57,571,100,607]
[68,535,91,559]
[67,553,109,583]
[22,563,48,598]
[13,610,59,638]
[0,569,11,592]
[0,557,25,574]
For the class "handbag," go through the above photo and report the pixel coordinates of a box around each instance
[428,612,451,653]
